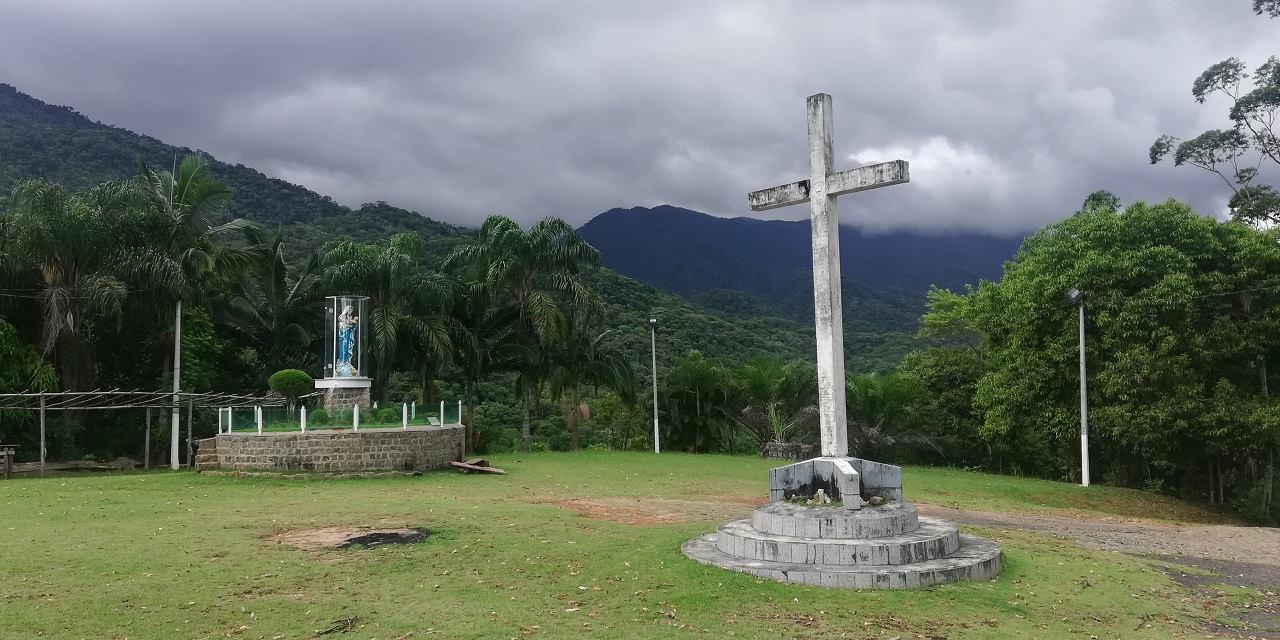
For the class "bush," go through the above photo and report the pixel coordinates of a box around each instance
[377,407,399,423]
[308,408,330,425]
[268,369,313,404]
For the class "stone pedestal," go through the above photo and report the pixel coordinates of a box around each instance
[323,386,370,411]
[682,457,1002,589]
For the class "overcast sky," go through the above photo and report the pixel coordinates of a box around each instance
[0,1,1275,235]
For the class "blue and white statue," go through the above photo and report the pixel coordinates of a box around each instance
[336,305,359,376]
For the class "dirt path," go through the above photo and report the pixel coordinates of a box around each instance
[920,503,1280,638]
[918,503,1280,566]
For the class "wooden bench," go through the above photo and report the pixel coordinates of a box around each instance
[0,445,16,480]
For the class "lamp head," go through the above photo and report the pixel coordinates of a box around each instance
[1065,288,1084,304]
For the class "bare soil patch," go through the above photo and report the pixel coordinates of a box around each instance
[546,497,758,526]
[268,526,426,551]
[918,503,1280,565]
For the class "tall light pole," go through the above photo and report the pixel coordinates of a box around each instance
[1066,287,1089,487]
[649,317,660,453]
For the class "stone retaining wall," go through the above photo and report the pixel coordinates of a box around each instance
[198,425,463,473]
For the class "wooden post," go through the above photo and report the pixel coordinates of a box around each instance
[186,398,193,470]
[39,392,46,476]
[144,408,151,470]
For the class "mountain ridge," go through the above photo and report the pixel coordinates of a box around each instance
[577,204,1022,296]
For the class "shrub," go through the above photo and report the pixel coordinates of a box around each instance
[268,369,313,406]
[377,407,399,423]
[308,408,330,425]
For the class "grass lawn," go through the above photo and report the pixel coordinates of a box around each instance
[0,452,1238,638]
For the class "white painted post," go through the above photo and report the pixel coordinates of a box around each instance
[170,300,182,470]
[439,400,445,425]
[650,318,659,453]
[353,404,359,431]
[301,405,308,433]
[411,401,416,421]
[256,406,263,434]
[1078,300,1090,487]
[402,403,408,429]
[747,93,909,460]
[457,400,462,425]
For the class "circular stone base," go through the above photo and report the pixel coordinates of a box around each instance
[683,532,1002,589]
[751,500,919,539]
[718,516,958,565]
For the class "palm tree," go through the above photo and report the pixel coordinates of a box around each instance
[445,215,602,451]
[662,350,731,452]
[451,284,530,453]
[731,357,818,451]
[323,233,453,402]
[127,155,241,396]
[545,310,638,450]
[218,224,322,374]
[6,179,134,389]
[846,372,938,460]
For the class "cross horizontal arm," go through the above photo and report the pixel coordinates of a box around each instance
[826,160,910,197]
[747,160,910,212]
[748,180,809,211]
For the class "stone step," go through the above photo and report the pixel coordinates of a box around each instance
[751,501,919,539]
[716,516,959,566]
[685,532,1002,590]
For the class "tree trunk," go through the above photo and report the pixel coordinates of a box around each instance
[1266,449,1274,515]
[464,380,476,456]
[521,383,532,452]
[1262,360,1272,514]
[569,387,581,452]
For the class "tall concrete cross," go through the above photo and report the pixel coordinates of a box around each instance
[748,93,910,458]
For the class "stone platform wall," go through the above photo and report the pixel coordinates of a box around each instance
[199,425,463,473]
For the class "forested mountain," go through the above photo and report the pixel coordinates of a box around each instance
[577,205,1021,298]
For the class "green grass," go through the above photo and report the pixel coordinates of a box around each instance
[0,452,1229,638]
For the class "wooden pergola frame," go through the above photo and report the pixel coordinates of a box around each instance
[0,390,285,474]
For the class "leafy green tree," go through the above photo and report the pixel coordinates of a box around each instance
[268,369,313,410]
[6,179,133,389]
[445,215,602,451]
[1150,51,1280,228]
[968,201,1280,493]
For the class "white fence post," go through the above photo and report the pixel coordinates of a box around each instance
[256,406,263,434]
[457,400,462,425]
[402,403,408,429]
[353,404,359,431]
[301,405,307,433]
[439,400,444,425]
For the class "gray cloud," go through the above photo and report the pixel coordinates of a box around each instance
[0,0,1275,233]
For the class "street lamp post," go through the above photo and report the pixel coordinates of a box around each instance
[649,318,660,453]
[1066,287,1090,487]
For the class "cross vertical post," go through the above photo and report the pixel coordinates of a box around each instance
[749,93,910,461]
[806,94,848,458]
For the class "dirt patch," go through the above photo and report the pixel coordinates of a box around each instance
[547,497,757,526]
[918,503,1280,565]
[269,526,426,551]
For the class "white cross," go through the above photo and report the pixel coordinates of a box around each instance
[748,93,910,458]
